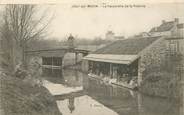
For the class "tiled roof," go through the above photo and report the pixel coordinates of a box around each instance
[93,36,161,55]
[150,21,175,32]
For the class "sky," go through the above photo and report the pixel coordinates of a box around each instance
[1,2,184,40]
[44,3,184,40]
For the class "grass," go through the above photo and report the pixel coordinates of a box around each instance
[0,71,62,115]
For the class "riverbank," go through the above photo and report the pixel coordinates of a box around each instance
[64,63,180,98]
[140,72,181,99]
[0,70,62,115]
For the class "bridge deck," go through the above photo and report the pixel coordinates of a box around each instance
[25,48,90,54]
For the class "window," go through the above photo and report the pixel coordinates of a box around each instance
[168,40,179,54]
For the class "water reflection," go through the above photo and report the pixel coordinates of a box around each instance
[42,68,63,77]
[83,77,139,115]
[84,76,181,115]
[68,96,75,113]
[42,68,82,87]
[42,68,182,115]
[56,95,118,115]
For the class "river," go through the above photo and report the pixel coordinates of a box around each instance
[41,68,182,115]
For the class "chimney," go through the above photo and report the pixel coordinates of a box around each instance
[162,20,166,24]
[174,18,179,24]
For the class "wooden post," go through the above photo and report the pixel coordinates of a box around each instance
[42,57,44,65]
[60,57,63,68]
[138,58,143,87]
[75,52,78,64]
[137,93,143,114]
[110,63,113,79]
[51,57,53,74]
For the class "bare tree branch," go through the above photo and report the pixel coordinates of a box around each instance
[1,4,53,68]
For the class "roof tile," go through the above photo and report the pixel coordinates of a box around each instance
[150,21,175,32]
[93,36,161,55]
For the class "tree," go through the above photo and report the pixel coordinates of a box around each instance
[1,5,52,70]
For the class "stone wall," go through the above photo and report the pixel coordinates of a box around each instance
[63,52,84,67]
[177,28,184,38]
[81,60,89,73]
[138,37,166,86]
[178,39,184,55]
[139,37,183,98]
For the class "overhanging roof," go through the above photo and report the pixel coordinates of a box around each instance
[83,54,139,65]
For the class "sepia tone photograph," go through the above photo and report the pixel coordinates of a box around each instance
[0,1,184,115]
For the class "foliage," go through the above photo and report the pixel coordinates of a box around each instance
[28,38,63,50]
[0,5,52,70]
[0,72,61,115]
[141,50,183,98]
[141,71,180,98]
[3,5,51,45]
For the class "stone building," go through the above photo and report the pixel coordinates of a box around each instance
[105,31,115,40]
[134,32,151,38]
[149,18,184,37]
[82,35,184,88]
[105,31,124,41]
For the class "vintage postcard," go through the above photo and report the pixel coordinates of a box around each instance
[0,0,184,115]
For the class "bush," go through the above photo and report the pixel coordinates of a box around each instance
[0,70,62,115]
[140,71,180,98]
